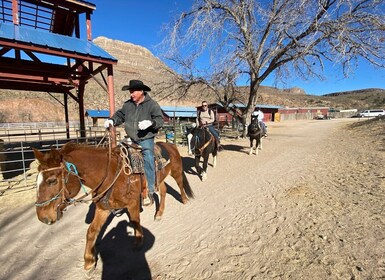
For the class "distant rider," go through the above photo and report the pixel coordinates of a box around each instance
[197,101,223,151]
[252,107,268,137]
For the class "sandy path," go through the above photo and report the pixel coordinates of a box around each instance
[0,118,384,280]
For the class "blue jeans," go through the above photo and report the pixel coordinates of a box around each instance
[207,125,220,142]
[259,121,267,135]
[133,138,155,194]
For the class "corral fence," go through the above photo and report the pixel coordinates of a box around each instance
[0,122,122,195]
[0,121,243,194]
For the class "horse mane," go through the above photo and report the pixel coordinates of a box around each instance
[60,142,109,155]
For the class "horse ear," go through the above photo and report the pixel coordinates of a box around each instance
[49,147,62,163]
[32,148,44,163]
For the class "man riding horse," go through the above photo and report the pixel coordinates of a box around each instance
[197,101,223,151]
[104,79,164,207]
[252,107,268,137]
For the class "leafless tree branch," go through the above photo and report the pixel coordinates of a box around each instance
[159,0,385,135]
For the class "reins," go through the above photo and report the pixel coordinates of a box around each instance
[193,127,215,155]
[35,130,131,210]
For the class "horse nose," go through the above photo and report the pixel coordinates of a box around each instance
[40,217,54,225]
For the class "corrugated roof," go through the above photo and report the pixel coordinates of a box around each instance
[0,22,117,62]
[85,109,110,118]
[161,106,197,118]
[231,103,283,109]
[164,111,197,118]
[161,106,197,112]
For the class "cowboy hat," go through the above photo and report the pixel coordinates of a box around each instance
[122,80,151,91]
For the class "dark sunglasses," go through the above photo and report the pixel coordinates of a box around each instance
[202,104,208,107]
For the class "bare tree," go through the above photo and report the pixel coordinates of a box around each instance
[161,0,385,136]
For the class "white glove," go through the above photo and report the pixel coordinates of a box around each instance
[104,119,114,128]
[138,120,153,130]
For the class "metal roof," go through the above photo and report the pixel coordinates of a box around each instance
[230,103,283,109]
[0,22,117,62]
[164,111,197,118]
[161,106,197,112]
[161,106,197,118]
[85,109,110,118]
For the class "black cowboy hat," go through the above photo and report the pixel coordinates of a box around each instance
[122,79,151,91]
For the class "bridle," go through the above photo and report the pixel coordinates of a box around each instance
[34,131,132,219]
[191,127,214,156]
[35,148,131,219]
[35,163,76,220]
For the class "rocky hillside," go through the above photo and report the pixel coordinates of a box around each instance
[0,36,384,123]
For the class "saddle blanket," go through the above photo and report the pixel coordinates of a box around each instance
[121,143,170,174]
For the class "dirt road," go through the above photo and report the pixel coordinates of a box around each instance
[0,118,384,280]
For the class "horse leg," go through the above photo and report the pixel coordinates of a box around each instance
[259,137,263,150]
[212,155,217,168]
[155,181,167,221]
[187,134,193,155]
[249,139,253,155]
[194,155,201,175]
[126,197,144,248]
[84,207,110,272]
[201,154,209,181]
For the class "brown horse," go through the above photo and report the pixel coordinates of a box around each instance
[33,141,193,273]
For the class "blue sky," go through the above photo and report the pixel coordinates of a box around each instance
[89,1,385,96]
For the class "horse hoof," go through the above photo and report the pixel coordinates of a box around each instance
[154,215,162,221]
[84,265,98,279]
[201,174,207,181]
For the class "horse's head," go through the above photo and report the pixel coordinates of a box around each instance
[33,147,81,225]
[187,124,213,156]
[248,117,261,135]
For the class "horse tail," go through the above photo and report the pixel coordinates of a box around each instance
[182,171,194,199]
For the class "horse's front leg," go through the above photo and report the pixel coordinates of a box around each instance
[187,134,193,155]
[194,155,201,175]
[249,139,253,155]
[259,137,263,150]
[126,187,144,248]
[212,155,217,168]
[201,154,209,181]
[84,207,110,272]
[155,181,167,221]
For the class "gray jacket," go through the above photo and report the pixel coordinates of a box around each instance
[110,93,164,141]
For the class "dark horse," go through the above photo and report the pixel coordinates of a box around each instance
[33,141,193,274]
[247,116,263,155]
[187,124,218,181]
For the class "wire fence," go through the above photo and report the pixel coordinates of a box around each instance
[0,121,241,195]
[0,123,119,195]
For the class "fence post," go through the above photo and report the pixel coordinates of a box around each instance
[21,141,27,187]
